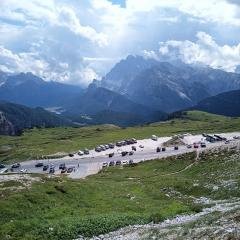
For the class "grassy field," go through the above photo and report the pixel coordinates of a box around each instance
[0,111,240,164]
[0,147,240,239]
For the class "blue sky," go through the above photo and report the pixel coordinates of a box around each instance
[109,0,126,7]
[0,0,240,86]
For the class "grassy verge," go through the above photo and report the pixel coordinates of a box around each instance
[0,111,240,164]
[0,147,239,239]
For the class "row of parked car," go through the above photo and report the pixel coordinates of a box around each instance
[35,162,75,174]
[95,138,138,152]
[102,159,134,168]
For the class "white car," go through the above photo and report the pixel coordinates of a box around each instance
[151,135,158,141]
[78,151,84,156]
[102,162,108,168]
[20,169,28,173]
[122,160,128,165]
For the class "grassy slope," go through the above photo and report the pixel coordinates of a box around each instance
[0,148,239,239]
[0,110,240,164]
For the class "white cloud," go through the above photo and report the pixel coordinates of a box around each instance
[0,0,240,85]
[159,32,240,72]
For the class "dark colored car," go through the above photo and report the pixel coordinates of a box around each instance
[43,165,49,171]
[49,167,55,174]
[174,146,179,150]
[156,147,161,152]
[0,164,6,169]
[201,143,206,148]
[12,163,20,168]
[116,142,122,147]
[121,151,128,157]
[132,146,137,151]
[129,151,134,156]
[61,167,67,173]
[35,162,44,167]
[67,167,74,173]
[59,163,66,170]
[129,159,134,165]
[161,147,166,152]
[116,160,121,165]
[109,153,114,158]
[109,143,115,149]
[187,145,192,148]
[95,147,101,152]
[109,161,115,166]
[69,153,74,157]
[84,149,90,154]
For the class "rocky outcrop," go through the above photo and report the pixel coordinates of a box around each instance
[0,111,15,135]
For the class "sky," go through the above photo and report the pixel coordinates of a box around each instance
[0,0,240,86]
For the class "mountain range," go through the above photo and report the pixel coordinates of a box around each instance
[100,56,240,112]
[0,55,240,132]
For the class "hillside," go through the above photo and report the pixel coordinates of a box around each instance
[0,111,239,163]
[0,101,72,135]
[65,84,166,126]
[190,90,240,117]
[0,147,239,239]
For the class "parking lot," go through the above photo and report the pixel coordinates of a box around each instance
[1,132,240,179]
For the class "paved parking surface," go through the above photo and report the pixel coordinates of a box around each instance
[3,132,240,179]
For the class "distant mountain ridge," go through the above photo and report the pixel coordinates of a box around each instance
[0,72,83,108]
[0,101,72,135]
[190,90,240,117]
[100,55,240,112]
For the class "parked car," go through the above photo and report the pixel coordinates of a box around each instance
[59,163,66,170]
[78,151,84,156]
[109,153,114,158]
[122,160,128,165]
[129,151,134,156]
[43,165,49,171]
[35,162,44,168]
[20,169,27,173]
[12,163,20,168]
[105,144,110,149]
[174,146,179,150]
[84,149,89,155]
[225,140,230,144]
[61,167,67,173]
[156,147,161,152]
[109,161,115,166]
[69,153,74,157]
[102,162,108,168]
[193,143,199,148]
[139,145,144,148]
[109,143,115,149]
[116,142,122,147]
[116,160,121,165]
[100,145,106,151]
[187,145,192,149]
[129,159,134,165]
[95,147,101,152]
[161,147,166,152]
[121,151,128,157]
[0,164,6,169]
[49,167,55,174]
[132,146,137,151]
[132,138,137,144]
[67,167,74,173]
[151,135,158,141]
[233,136,240,140]
[200,142,206,148]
